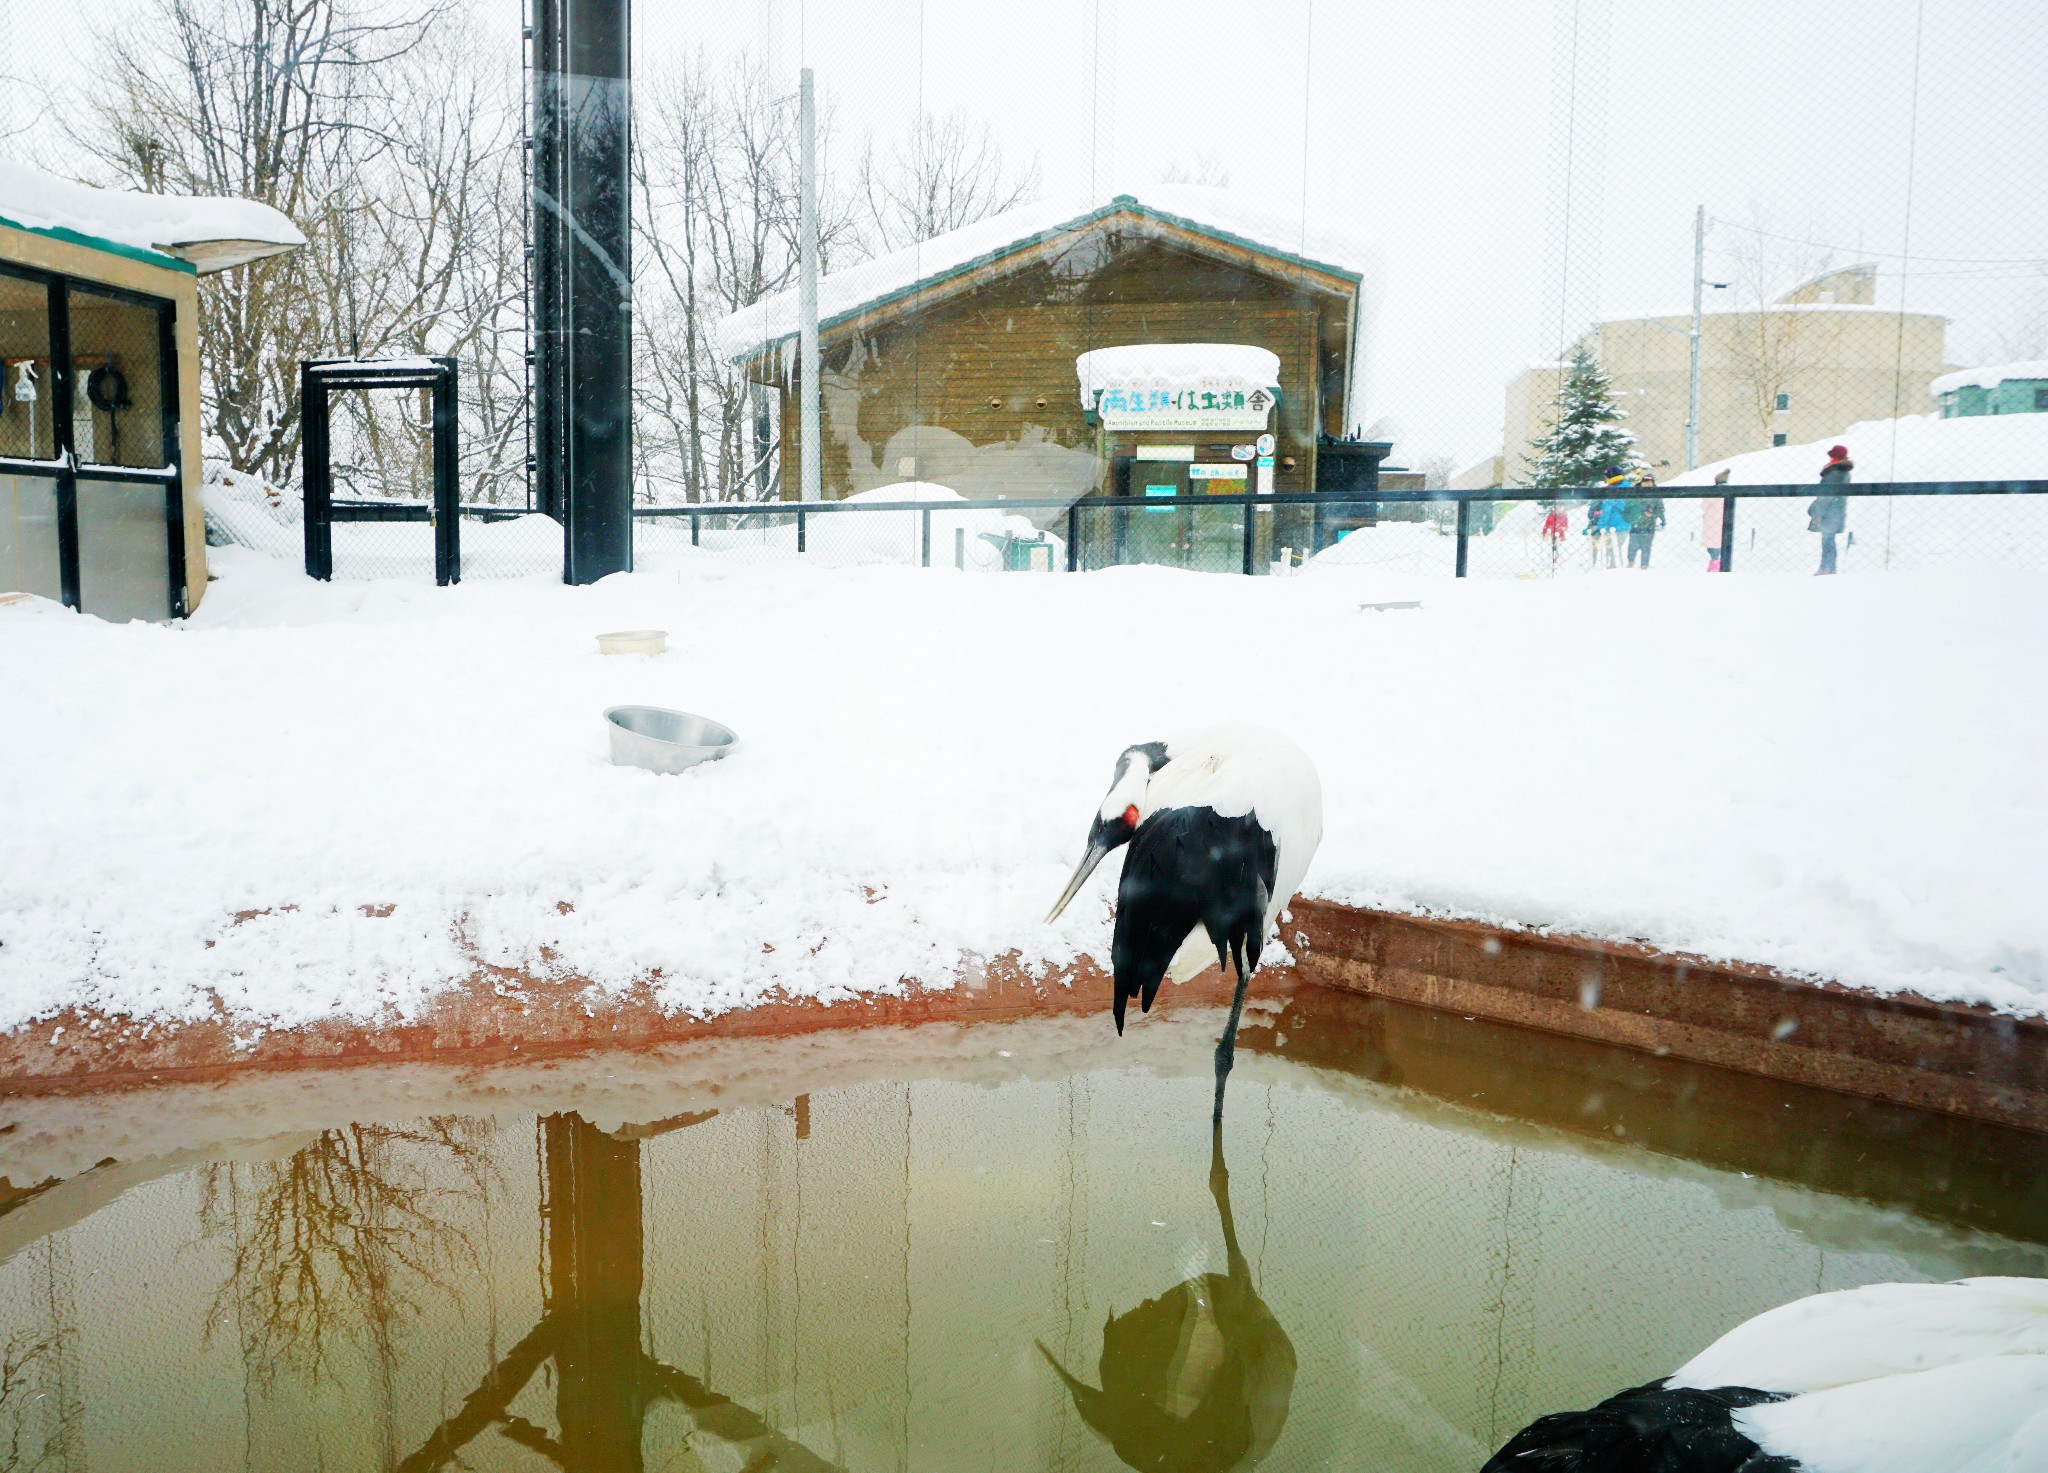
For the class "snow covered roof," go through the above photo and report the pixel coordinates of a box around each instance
[1073,343,1281,406]
[1930,360,2048,396]
[715,186,1372,365]
[1622,301,1945,326]
[1667,411,2048,487]
[0,162,306,275]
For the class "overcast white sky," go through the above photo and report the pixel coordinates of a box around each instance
[679,0,2048,467]
[12,0,2046,469]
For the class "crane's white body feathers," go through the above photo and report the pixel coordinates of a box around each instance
[1671,1276,2048,1395]
[1137,726,1323,985]
[1670,1277,2048,1473]
[1735,1354,2048,1473]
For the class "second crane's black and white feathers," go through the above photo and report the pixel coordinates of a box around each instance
[1110,806,1275,1033]
[1483,1275,2048,1473]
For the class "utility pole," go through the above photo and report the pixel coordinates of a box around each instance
[1686,204,1705,471]
[1641,206,1721,471]
[798,68,821,503]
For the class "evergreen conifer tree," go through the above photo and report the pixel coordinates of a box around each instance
[1522,346,1638,487]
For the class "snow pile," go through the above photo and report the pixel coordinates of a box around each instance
[1671,414,2048,487]
[201,465,300,556]
[1074,343,1282,407]
[641,483,1060,573]
[1929,360,2048,397]
[0,161,304,272]
[714,185,1374,364]
[1308,519,1459,576]
[2,550,2045,1035]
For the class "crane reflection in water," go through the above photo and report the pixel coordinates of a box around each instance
[1038,1125,1297,1473]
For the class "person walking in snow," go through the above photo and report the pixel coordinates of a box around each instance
[1594,467,1633,568]
[1625,471,1666,569]
[1808,445,1851,575]
[1703,468,1730,570]
[1541,502,1569,573]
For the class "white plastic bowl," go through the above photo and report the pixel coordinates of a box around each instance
[597,629,667,656]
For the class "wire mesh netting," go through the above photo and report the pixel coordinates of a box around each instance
[2,0,2041,588]
[4,1002,2043,1472]
[1,7,2044,1469]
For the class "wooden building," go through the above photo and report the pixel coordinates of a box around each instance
[0,165,301,619]
[718,189,1389,565]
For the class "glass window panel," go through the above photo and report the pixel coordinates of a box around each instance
[76,479,171,623]
[0,269,54,462]
[0,472,63,600]
[65,285,170,470]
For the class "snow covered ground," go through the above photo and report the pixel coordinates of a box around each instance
[3,545,2046,1036]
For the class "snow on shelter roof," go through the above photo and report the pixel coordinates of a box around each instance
[714,185,1372,366]
[1074,343,1281,407]
[1930,360,2048,396]
[0,161,306,275]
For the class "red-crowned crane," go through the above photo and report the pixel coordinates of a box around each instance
[1485,1275,2048,1473]
[1046,725,1323,1122]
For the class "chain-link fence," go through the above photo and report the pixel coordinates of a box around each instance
[3,1,2038,590]
[306,366,561,583]
[615,0,2048,551]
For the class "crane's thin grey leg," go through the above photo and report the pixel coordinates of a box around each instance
[1212,963,1251,1124]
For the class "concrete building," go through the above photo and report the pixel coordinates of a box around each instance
[1450,454,1505,491]
[1494,265,1950,483]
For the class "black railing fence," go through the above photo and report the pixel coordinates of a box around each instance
[288,478,2048,584]
[626,480,2048,581]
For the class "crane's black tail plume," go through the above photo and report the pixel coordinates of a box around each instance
[1482,1381,1795,1473]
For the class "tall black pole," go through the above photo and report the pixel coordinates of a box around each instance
[532,0,632,582]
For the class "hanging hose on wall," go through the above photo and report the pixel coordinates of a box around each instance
[87,363,131,463]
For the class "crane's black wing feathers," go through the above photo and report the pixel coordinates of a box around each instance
[1483,1381,1797,1473]
[1109,807,1277,1034]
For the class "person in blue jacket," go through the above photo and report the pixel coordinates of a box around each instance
[1593,467,1634,568]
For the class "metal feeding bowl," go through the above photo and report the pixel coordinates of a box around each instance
[605,705,737,775]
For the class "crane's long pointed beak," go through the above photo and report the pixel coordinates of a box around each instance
[1046,842,1111,923]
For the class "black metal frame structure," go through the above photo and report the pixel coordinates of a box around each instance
[633,479,2048,576]
[0,260,185,617]
[300,357,461,585]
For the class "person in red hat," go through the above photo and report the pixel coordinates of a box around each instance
[1808,445,1852,574]
[1540,501,1569,572]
